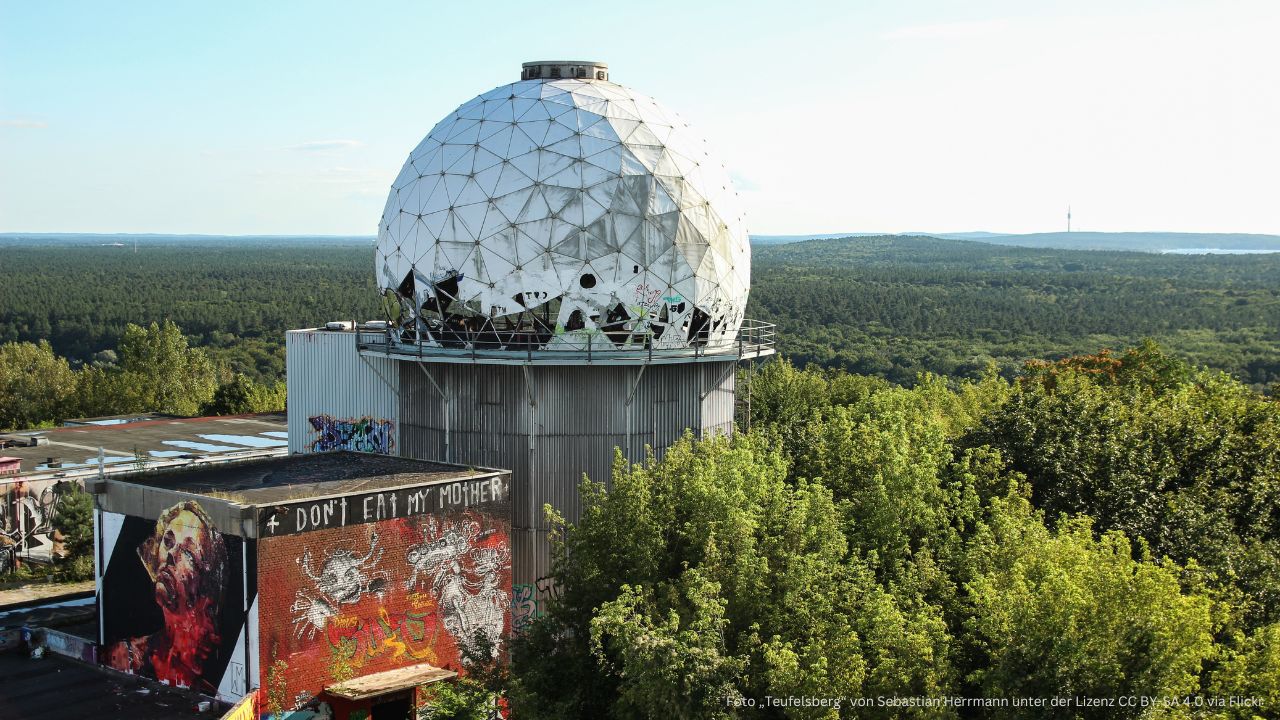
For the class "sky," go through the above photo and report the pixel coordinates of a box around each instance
[2,0,1278,236]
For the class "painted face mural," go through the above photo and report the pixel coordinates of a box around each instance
[104,501,231,692]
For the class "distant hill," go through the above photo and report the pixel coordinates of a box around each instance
[750,233,874,246]
[7,231,1276,254]
[0,233,373,246]
[752,231,1280,253]
[944,231,1280,253]
[909,231,1012,240]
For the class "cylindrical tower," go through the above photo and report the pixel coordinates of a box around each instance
[363,61,774,587]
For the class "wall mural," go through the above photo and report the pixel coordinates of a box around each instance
[308,415,395,454]
[405,517,509,662]
[258,504,511,715]
[101,501,251,696]
[0,478,77,569]
[292,531,388,640]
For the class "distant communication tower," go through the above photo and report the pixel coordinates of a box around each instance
[1067,205,1072,233]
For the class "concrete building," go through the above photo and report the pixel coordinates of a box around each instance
[92,452,510,716]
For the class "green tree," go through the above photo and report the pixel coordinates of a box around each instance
[76,320,220,417]
[205,373,287,415]
[0,340,76,430]
[791,385,955,584]
[418,677,496,720]
[118,320,219,415]
[966,519,1217,715]
[590,569,746,720]
[1206,622,1280,718]
[510,434,953,719]
[53,484,95,559]
[968,345,1280,625]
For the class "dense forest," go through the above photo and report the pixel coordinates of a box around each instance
[469,349,1280,718]
[752,236,1280,391]
[1,234,1277,395]
[0,237,380,384]
[0,321,284,430]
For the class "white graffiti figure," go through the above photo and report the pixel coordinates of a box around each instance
[289,592,336,640]
[406,518,509,663]
[404,521,471,590]
[291,531,387,639]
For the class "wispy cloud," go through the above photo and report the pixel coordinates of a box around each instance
[1,118,48,129]
[884,19,1010,41]
[251,165,385,188]
[730,170,761,192]
[284,139,365,152]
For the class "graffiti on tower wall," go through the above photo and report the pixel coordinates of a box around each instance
[512,584,540,633]
[100,500,252,699]
[258,476,511,715]
[308,415,395,454]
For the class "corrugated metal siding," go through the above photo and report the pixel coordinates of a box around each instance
[285,330,400,454]
[394,359,737,586]
[513,528,552,587]
[700,361,737,438]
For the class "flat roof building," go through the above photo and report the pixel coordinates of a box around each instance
[1,413,287,569]
[0,413,288,481]
[92,452,511,716]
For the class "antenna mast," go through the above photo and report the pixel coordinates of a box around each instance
[1067,205,1072,233]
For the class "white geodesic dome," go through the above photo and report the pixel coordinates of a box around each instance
[375,63,749,352]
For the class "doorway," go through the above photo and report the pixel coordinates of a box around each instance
[370,694,413,720]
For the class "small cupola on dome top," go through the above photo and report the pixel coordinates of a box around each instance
[520,60,608,82]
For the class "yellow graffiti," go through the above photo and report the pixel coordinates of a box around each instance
[373,607,412,661]
[328,607,439,666]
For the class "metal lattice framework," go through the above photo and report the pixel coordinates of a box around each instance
[375,65,749,352]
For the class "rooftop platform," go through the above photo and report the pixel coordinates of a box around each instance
[95,452,508,539]
[112,451,495,506]
[354,319,777,366]
[0,413,287,482]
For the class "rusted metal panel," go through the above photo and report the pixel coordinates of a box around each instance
[286,329,400,456]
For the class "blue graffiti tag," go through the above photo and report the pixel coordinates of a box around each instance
[512,583,540,633]
[308,415,395,454]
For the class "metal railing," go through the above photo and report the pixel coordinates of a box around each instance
[356,319,777,366]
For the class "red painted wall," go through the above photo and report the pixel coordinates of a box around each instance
[257,504,511,716]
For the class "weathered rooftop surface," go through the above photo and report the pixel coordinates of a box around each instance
[0,413,287,480]
[0,650,211,720]
[114,451,496,506]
